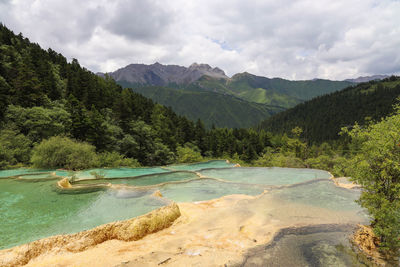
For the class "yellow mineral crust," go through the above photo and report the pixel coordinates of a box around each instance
[0,203,181,267]
[57,177,72,188]
[352,224,388,265]
[152,190,163,197]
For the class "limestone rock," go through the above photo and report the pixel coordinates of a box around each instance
[57,178,72,188]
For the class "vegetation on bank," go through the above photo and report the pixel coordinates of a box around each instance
[342,107,400,257]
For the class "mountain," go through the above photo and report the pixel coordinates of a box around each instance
[104,63,352,106]
[131,86,283,128]
[344,75,389,83]
[258,76,400,143]
[103,63,353,128]
[98,62,228,86]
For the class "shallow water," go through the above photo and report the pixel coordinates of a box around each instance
[159,178,264,202]
[0,162,364,255]
[0,178,165,249]
[271,180,362,212]
[164,160,235,171]
[74,171,199,187]
[74,167,169,180]
[199,167,332,185]
[0,168,53,178]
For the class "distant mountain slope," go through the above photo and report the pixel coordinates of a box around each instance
[131,86,283,128]
[195,72,353,106]
[259,76,400,143]
[344,75,389,83]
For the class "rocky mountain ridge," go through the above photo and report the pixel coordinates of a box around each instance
[98,62,228,86]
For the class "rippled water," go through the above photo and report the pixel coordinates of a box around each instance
[0,159,365,261]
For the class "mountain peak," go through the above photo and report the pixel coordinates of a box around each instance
[189,62,211,69]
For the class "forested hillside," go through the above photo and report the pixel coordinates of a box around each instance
[259,77,400,143]
[129,86,282,128]
[199,72,353,103]
[0,24,272,169]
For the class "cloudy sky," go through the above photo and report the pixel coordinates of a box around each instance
[1,0,399,80]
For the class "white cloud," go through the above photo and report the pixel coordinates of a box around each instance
[1,0,399,80]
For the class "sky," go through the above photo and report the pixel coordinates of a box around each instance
[1,0,399,80]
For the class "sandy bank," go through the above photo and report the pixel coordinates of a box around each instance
[4,186,364,267]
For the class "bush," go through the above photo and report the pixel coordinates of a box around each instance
[31,136,99,170]
[254,152,305,168]
[305,155,334,171]
[98,151,140,168]
[176,144,203,163]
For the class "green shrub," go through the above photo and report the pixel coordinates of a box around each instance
[176,145,203,163]
[31,136,99,170]
[254,152,305,168]
[98,151,140,168]
[305,155,333,170]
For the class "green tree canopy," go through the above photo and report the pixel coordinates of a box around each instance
[31,136,99,170]
[343,106,400,255]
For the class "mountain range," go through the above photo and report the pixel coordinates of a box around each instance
[100,63,385,128]
[98,62,227,86]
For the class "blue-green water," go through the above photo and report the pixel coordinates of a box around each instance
[164,160,235,171]
[74,167,169,180]
[74,171,199,187]
[0,168,52,178]
[272,180,361,212]
[160,178,264,202]
[200,167,332,185]
[0,161,364,253]
[0,178,165,249]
